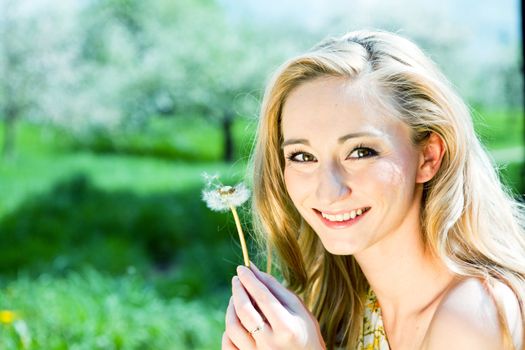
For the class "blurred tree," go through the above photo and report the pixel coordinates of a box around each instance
[1,0,309,161]
[76,0,295,161]
[0,0,39,158]
[165,3,266,162]
[0,0,318,163]
[0,1,82,158]
[42,0,145,135]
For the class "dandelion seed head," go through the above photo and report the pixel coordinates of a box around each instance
[201,173,250,212]
[228,183,250,207]
[202,172,220,188]
[218,186,234,195]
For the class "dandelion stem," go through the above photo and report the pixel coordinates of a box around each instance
[230,205,250,267]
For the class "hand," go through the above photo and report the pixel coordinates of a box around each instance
[222,262,326,350]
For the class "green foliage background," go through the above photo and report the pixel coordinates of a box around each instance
[0,0,523,348]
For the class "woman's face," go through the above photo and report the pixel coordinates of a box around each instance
[281,77,423,255]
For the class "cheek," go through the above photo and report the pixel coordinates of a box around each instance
[371,162,406,186]
[359,156,418,201]
[283,167,316,208]
[283,168,304,203]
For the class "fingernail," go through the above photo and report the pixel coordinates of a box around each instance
[249,261,259,271]
[232,275,239,284]
[237,265,248,275]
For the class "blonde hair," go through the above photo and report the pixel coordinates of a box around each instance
[250,30,525,349]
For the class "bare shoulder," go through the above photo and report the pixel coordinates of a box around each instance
[421,277,523,350]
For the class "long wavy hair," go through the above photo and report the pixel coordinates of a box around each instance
[249,30,525,349]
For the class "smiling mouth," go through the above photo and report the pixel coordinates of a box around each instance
[314,207,371,222]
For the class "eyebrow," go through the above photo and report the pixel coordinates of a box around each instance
[281,131,381,148]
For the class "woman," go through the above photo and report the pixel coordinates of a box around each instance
[222,30,525,349]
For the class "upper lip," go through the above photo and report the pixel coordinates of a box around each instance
[315,207,370,215]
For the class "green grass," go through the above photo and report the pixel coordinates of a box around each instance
[0,269,225,350]
[55,116,257,162]
[0,174,255,299]
[0,117,253,217]
[0,129,250,348]
[0,151,247,218]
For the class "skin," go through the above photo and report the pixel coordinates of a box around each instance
[222,77,520,349]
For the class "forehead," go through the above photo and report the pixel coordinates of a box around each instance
[281,77,405,139]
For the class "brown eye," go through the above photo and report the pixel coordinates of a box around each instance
[288,152,316,162]
[348,147,378,159]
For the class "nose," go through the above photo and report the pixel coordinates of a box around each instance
[315,162,351,206]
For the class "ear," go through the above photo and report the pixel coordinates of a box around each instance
[416,132,445,184]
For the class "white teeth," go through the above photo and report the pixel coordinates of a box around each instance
[321,208,367,222]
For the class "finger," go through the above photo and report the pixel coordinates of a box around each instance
[232,276,269,333]
[236,265,291,331]
[249,262,304,312]
[221,331,239,350]
[225,296,256,349]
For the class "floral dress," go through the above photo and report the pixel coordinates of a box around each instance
[357,288,390,350]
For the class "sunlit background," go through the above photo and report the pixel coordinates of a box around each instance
[0,0,523,348]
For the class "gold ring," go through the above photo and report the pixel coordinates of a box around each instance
[249,324,264,334]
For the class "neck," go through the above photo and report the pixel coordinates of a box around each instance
[353,194,455,319]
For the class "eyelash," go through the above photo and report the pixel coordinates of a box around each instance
[285,144,379,163]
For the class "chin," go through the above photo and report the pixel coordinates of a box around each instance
[319,239,360,256]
